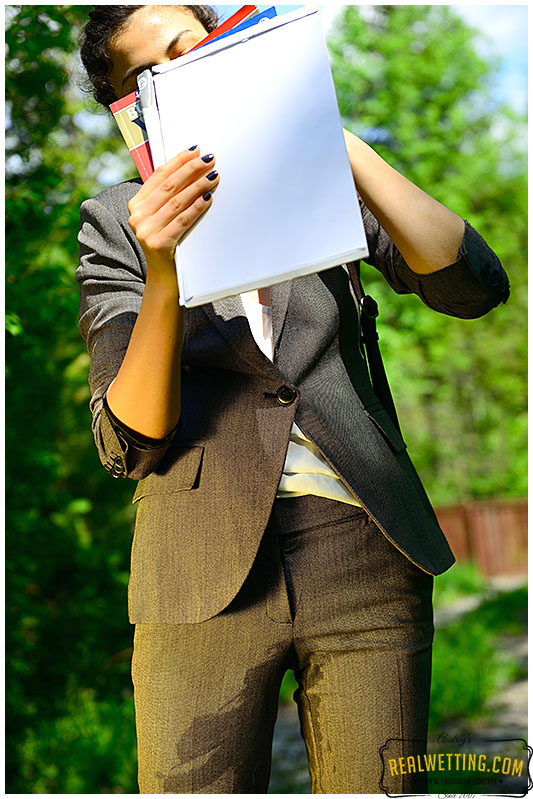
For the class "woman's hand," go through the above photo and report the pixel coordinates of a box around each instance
[128,145,220,281]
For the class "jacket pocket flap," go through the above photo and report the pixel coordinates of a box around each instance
[132,445,204,503]
[365,407,407,452]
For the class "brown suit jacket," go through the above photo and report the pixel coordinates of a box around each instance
[77,179,510,623]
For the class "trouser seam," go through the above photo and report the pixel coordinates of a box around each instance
[396,654,405,794]
[300,678,323,793]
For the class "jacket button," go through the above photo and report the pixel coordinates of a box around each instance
[276,385,297,405]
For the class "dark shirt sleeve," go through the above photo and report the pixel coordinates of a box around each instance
[360,200,510,319]
[103,392,181,449]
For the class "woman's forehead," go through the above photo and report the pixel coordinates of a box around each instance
[111,6,200,60]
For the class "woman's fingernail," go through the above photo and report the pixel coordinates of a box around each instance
[188,144,199,150]
[206,170,218,181]
[203,192,212,201]
[201,153,214,163]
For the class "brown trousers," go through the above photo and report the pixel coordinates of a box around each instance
[131,495,434,793]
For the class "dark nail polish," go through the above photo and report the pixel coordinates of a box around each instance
[206,170,218,181]
[188,144,199,151]
[201,153,214,163]
[203,192,212,201]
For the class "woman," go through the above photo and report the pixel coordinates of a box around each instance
[77,5,510,794]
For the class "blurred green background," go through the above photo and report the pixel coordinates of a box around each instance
[6,5,527,793]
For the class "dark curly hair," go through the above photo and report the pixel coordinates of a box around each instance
[79,5,219,108]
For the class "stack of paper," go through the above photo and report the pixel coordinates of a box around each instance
[111,6,368,307]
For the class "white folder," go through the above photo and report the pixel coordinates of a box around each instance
[139,7,368,308]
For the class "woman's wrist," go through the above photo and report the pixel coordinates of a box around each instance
[145,256,181,300]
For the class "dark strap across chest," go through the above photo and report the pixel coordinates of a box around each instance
[346,261,402,435]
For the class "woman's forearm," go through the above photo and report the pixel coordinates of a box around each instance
[343,129,465,274]
[106,267,184,439]
[105,146,219,439]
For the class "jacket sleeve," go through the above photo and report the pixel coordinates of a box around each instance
[360,200,510,318]
[76,195,177,480]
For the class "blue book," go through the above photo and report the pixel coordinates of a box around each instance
[196,7,278,49]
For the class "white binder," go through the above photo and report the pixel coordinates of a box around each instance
[138,7,368,308]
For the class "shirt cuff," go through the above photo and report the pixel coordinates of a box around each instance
[102,392,181,451]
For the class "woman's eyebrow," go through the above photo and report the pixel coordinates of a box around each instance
[121,29,192,88]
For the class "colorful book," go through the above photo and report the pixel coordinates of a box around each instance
[187,5,258,50]
[195,7,278,48]
[109,92,153,182]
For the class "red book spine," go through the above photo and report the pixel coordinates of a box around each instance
[130,141,154,183]
[110,91,154,182]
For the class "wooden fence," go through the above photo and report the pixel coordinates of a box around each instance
[435,498,528,576]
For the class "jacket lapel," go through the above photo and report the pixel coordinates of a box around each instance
[202,295,282,379]
[202,279,294,376]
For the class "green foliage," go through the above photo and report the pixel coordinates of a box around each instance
[19,690,137,794]
[5,4,526,793]
[471,583,527,637]
[6,6,135,793]
[279,668,299,703]
[429,587,526,728]
[433,559,488,608]
[330,6,527,504]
